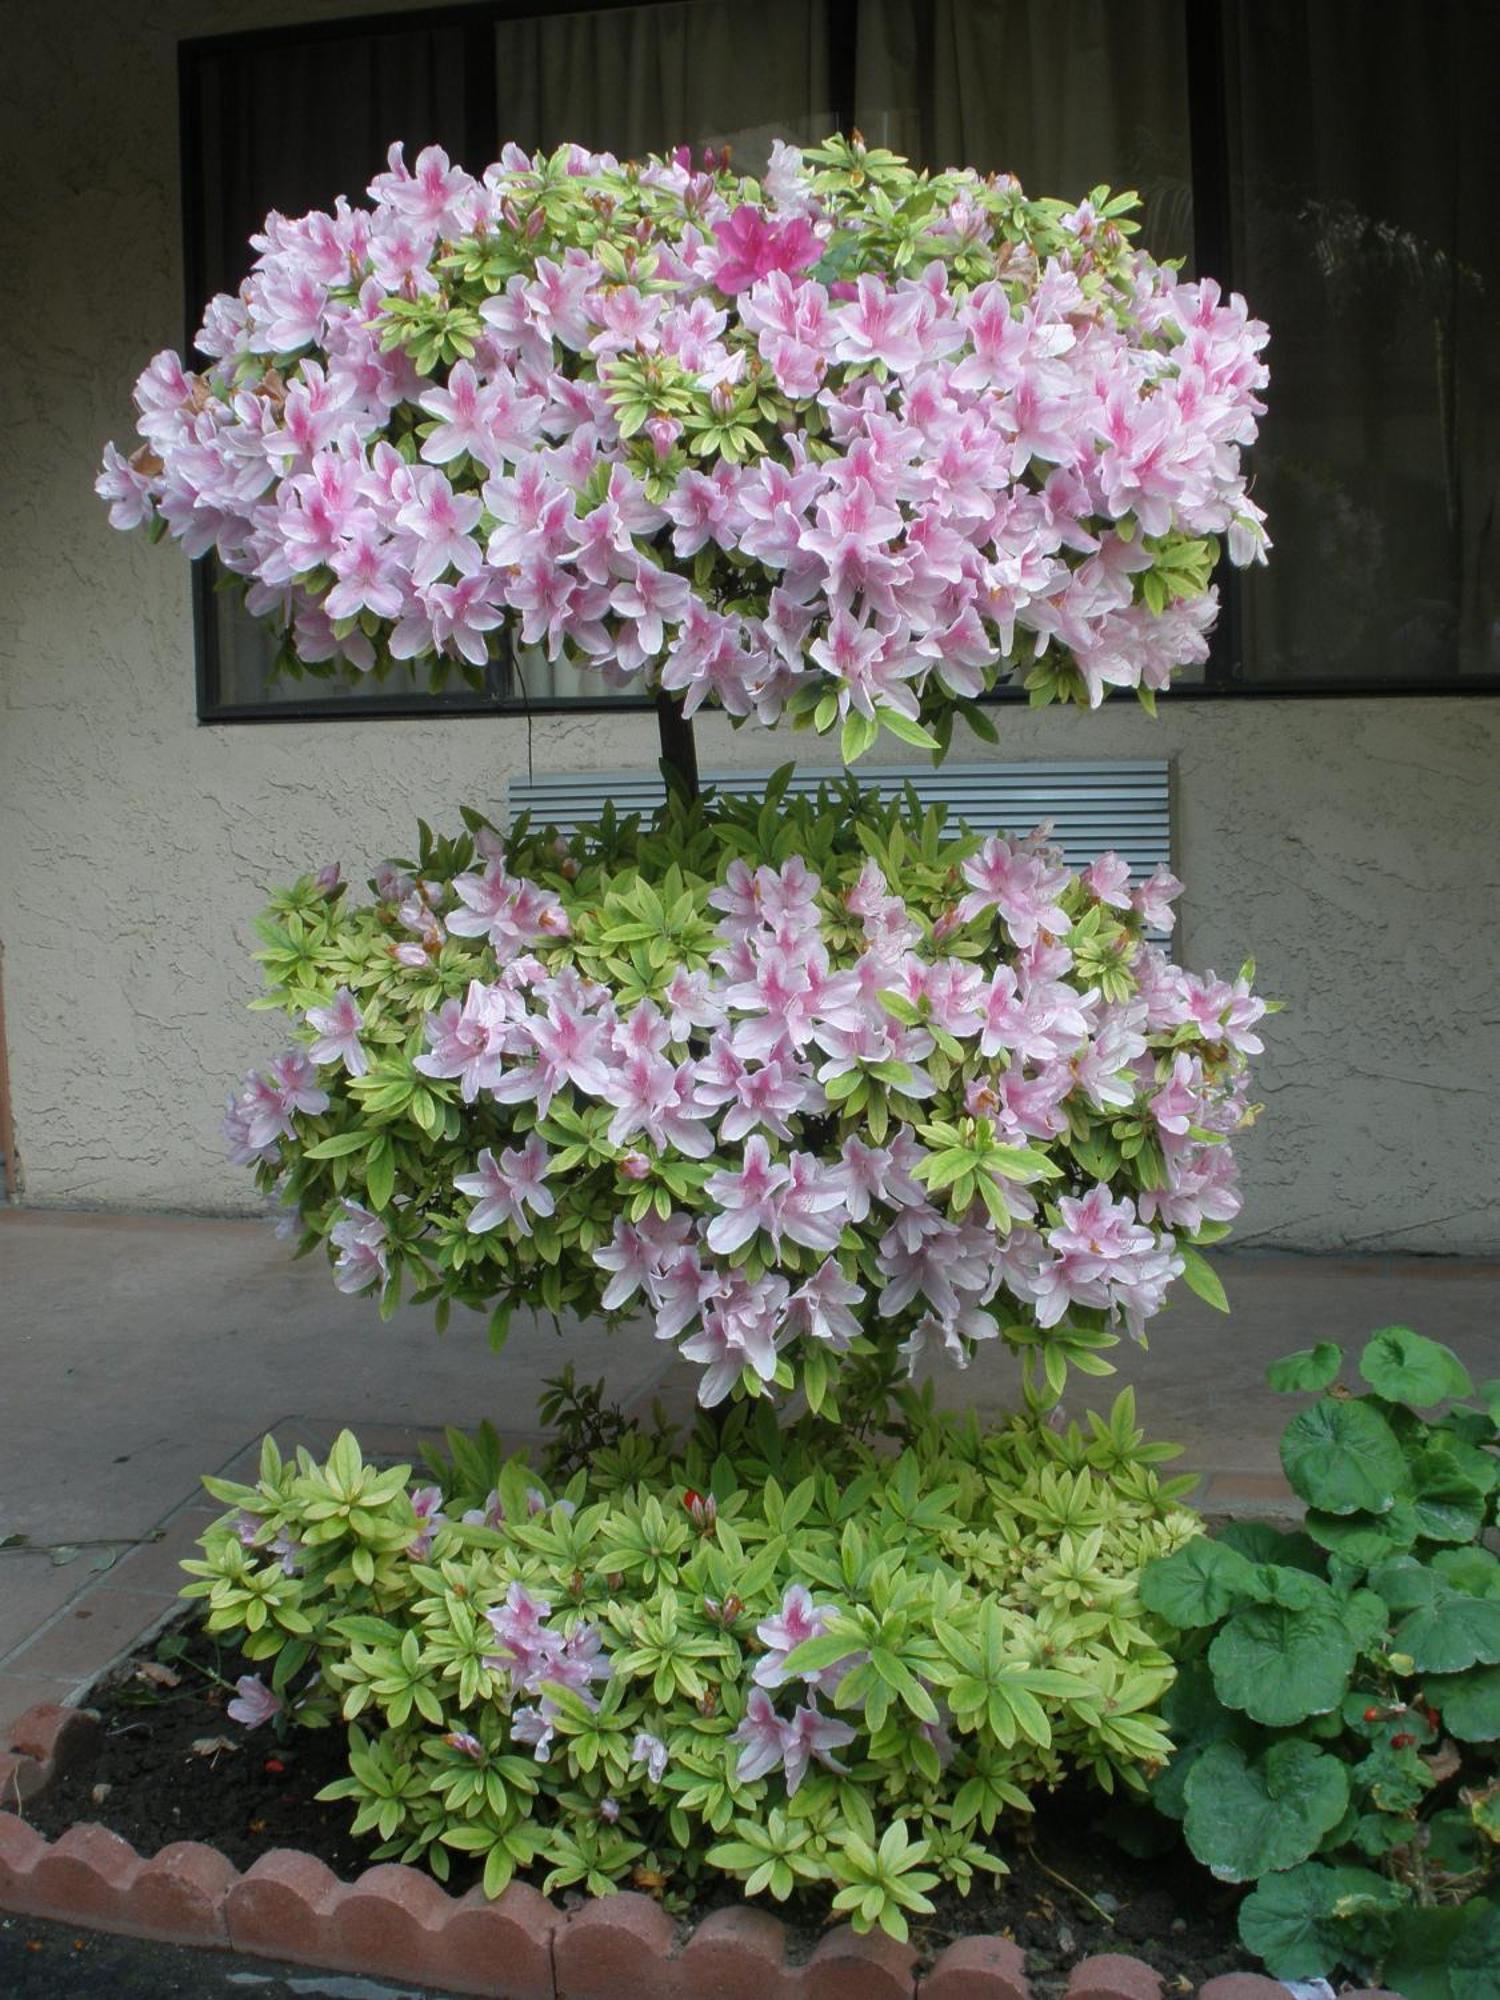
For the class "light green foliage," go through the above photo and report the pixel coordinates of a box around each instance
[1141,1327,1500,1993]
[184,1387,1197,1923]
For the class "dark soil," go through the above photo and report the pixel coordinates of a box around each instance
[23,1621,1255,1994]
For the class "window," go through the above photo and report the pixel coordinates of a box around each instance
[182,0,1500,720]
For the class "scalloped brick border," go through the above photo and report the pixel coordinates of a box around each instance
[0,1702,1407,2000]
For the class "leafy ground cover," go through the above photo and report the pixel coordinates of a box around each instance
[25,1620,1254,1991]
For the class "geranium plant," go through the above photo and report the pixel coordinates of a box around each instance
[1141,1328,1500,1991]
[98,129,1275,1917]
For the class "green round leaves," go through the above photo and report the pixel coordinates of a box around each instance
[1368,1558,1500,1676]
[1268,1342,1343,1394]
[1425,1664,1500,1742]
[1139,1535,1259,1628]
[1280,1396,1407,1516]
[1183,1739,1350,1882]
[1208,1593,1358,1724]
[1359,1326,1473,1407]
[1237,1860,1405,1981]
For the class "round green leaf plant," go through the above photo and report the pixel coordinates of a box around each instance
[1141,1327,1500,1995]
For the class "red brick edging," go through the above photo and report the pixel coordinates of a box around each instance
[0,1702,1403,1999]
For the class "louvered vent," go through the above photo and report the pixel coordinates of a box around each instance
[509,761,1172,879]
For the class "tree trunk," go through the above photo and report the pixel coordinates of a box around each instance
[655,690,700,802]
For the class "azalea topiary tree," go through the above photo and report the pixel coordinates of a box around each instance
[100,134,1272,1921]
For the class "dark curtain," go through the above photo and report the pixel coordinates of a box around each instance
[1223,0,1500,682]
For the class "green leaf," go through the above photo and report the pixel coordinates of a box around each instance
[1280,1396,1407,1515]
[1208,1595,1357,1724]
[1424,1664,1500,1742]
[302,1130,371,1159]
[877,708,940,751]
[1368,1558,1500,1674]
[839,710,880,763]
[1358,1326,1473,1407]
[1139,1536,1259,1628]
[365,1136,395,1213]
[1183,1739,1349,1883]
[1176,1242,1229,1313]
[1382,1900,1500,2000]
[1267,1342,1343,1394]
[1303,1500,1419,1566]
[1237,1860,1404,1982]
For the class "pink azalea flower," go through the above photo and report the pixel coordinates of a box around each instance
[631,1730,668,1785]
[305,987,368,1076]
[227,1674,283,1730]
[679,1272,787,1406]
[407,1483,447,1557]
[709,205,822,295]
[1133,863,1185,933]
[733,1686,792,1783]
[752,1585,830,1689]
[415,980,517,1103]
[394,467,482,588]
[832,275,925,375]
[454,1135,555,1236]
[1150,1052,1203,1137]
[1084,852,1134,910]
[703,1135,789,1254]
[957,835,1072,946]
[781,1701,858,1794]
[509,1699,558,1762]
[330,1201,388,1295]
[784,1259,865,1352]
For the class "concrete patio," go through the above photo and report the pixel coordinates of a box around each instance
[1,1206,1496,1738]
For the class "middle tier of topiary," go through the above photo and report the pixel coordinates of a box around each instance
[186,1387,1199,1930]
[227,773,1264,1418]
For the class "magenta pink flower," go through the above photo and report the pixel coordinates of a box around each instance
[709,205,822,295]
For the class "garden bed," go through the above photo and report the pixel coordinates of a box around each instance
[0,1620,1269,1997]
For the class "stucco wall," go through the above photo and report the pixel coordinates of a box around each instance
[2,1,1496,1250]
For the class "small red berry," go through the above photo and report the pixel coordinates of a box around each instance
[263,1757,285,1774]
[1363,1707,1381,1723]
[1391,1732,1415,1749]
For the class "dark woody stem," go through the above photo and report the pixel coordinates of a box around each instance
[655,690,700,802]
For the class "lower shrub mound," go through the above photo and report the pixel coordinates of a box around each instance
[185,1386,1197,1936]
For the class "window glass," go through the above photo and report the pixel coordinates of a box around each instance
[1222,0,1500,683]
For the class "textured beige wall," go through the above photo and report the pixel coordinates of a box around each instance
[2,2,1496,1248]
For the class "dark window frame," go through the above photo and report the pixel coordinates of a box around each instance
[181,0,1500,726]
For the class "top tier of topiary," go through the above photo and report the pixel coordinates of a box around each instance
[98,134,1270,757]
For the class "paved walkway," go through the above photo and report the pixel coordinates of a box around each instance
[2,1208,1496,1737]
